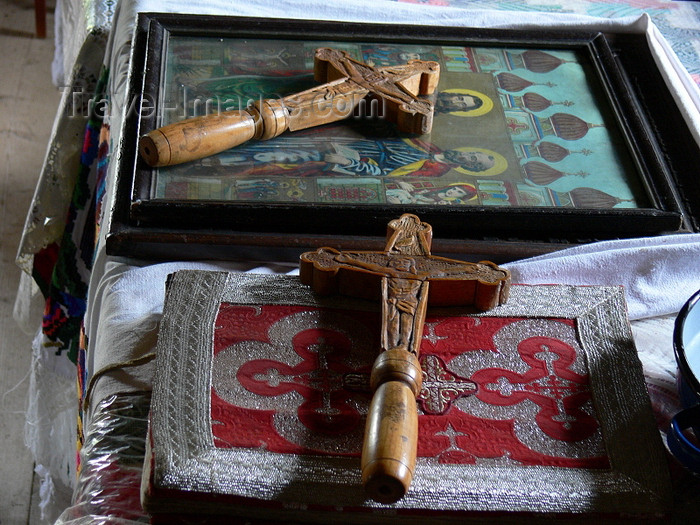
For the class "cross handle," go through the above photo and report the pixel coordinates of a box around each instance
[139,48,440,167]
[300,214,510,503]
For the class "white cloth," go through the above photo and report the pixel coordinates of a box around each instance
[505,233,700,320]
[51,0,115,86]
[83,260,298,421]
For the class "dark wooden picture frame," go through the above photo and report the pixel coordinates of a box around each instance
[107,12,700,262]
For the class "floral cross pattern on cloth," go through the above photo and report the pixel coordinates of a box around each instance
[211,304,608,468]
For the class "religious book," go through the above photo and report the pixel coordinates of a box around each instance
[141,270,671,523]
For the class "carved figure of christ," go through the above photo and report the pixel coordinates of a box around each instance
[139,47,440,167]
[300,214,510,503]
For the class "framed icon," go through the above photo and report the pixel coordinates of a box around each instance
[107,13,699,261]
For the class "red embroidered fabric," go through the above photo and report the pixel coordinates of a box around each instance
[211,304,609,469]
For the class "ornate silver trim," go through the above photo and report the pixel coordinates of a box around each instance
[146,271,671,520]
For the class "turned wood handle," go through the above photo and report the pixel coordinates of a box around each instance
[361,349,422,503]
[139,110,257,167]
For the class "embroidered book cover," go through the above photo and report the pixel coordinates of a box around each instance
[142,271,671,523]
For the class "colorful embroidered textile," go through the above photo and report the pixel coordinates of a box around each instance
[34,66,109,368]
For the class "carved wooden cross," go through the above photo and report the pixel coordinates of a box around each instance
[140,47,440,167]
[300,214,510,503]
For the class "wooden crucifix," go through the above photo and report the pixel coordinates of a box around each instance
[139,47,440,167]
[299,214,510,503]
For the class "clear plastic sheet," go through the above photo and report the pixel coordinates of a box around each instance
[55,393,151,525]
[57,385,700,523]
[25,331,78,523]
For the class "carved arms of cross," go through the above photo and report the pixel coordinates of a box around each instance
[300,214,510,503]
[139,47,440,167]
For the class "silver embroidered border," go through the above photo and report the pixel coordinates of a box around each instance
[146,271,671,521]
